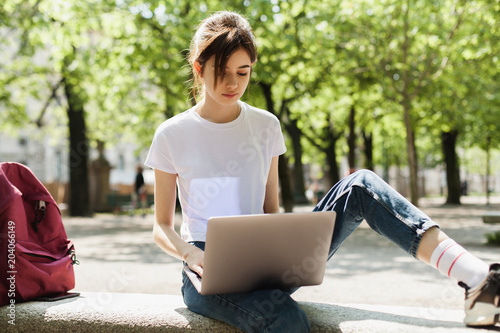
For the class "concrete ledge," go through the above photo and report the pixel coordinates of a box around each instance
[482,212,500,224]
[0,292,495,332]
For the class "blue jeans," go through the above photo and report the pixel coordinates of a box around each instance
[181,170,439,333]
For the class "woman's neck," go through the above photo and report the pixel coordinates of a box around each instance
[196,98,241,124]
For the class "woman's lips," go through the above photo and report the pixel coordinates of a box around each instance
[222,93,238,99]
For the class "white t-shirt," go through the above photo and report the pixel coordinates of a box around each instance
[144,101,287,242]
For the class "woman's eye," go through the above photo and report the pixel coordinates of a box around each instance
[237,72,248,77]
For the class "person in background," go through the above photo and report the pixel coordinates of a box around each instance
[131,165,147,217]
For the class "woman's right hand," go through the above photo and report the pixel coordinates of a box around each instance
[185,246,205,277]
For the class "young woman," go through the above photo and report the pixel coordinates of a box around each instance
[145,11,500,333]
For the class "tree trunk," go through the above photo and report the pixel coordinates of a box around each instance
[324,124,341,186]
[485,137,491,206]
[286,117,308,203]
[347,104,356,173]
[401,0,419,206]
[63,49,91,217]
[362,130,374,171]
[325,142,340,186]
[403,98,419,206]
[278,154,294,212]
[381,140,390,182]
[258,82,294,210]
[442,129,461,204]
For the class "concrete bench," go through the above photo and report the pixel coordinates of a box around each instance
[1,292,493,332]
[482,211,500,224]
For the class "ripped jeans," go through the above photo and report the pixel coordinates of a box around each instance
[180,170,439,333]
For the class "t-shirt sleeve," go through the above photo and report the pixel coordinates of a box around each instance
[272,117,287,157]
[144,125,177,174]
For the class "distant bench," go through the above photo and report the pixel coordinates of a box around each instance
[482,212,500,224]
[107,193,154,213]
[0,292,473,332]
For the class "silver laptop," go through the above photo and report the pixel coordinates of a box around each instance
[184,211,336,295]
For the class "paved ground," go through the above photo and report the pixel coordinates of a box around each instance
[64,195,500,325]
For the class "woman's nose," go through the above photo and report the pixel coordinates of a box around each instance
[226,74,238,89]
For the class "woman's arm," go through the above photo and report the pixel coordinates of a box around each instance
[153,169,205,276]
[263,155,280,214]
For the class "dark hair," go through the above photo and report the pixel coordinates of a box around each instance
[188,11,257,101]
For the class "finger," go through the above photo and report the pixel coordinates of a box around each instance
[193,265,204,277]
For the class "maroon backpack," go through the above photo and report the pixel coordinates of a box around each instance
[0,162,79,305]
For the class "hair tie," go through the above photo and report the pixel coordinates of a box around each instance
[194,63,202,74]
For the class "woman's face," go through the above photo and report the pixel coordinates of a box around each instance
[201,47,252,108]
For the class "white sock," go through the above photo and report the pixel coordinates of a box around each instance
[430,238,489,289]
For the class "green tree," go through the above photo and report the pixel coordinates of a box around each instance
[0,0,142,215]
[0,0,93,215]
[342,0,484,205]
[252,0,357,203]
[421,0,500,203]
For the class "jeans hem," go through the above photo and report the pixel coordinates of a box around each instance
[409,224,440,258]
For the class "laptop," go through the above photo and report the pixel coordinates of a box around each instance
[183,210,336,295]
